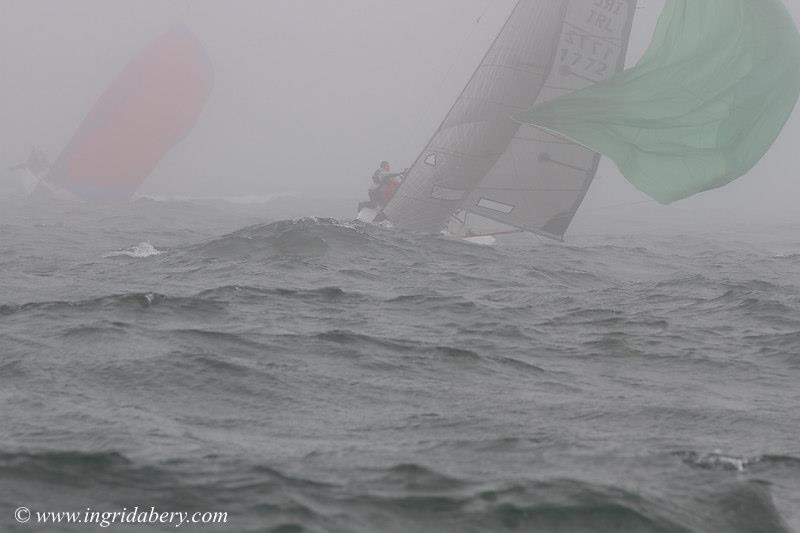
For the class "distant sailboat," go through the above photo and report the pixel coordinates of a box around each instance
[5,146,50,198]
[27,27,212,202]
[364,0,800,240]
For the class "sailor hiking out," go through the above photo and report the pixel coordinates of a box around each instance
[358,161,405,212]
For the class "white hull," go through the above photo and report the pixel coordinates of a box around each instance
[356,207,380,223]
[2,167,43,198]
[459,235,497,246]
[357,207,496,245]
[2,167,81,202]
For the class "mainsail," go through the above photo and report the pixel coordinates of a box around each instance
[45,28,212,201]
[383,0,637,238]
[523,0,800,205]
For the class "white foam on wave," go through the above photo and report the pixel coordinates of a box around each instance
[104,242,163,259]
[289,216,362,231]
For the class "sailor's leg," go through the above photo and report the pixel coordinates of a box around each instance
[369,188,382,204]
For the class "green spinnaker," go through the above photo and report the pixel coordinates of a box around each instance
[523,0,800,204]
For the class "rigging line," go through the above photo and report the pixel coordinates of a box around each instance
[436,0,496,88]
[413,0,520,160]
[386,0,521,217]
[404,0,498,138]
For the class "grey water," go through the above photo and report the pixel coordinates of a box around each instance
[1,199,799,532]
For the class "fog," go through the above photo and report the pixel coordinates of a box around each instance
[2,0,799,234]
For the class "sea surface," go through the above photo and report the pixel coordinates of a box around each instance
[1,199,799,532]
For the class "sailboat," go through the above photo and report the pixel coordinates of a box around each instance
[359,0,639,240]
[360,0,800,241]
[5,147,50,199]
[11,27,212,202]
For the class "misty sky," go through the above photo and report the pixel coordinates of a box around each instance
[2,0,799,232]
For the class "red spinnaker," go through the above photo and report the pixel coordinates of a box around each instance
[47,28,212,201]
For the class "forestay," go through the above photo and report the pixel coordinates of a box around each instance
[383,0,637,238]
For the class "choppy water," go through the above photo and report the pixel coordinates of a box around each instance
[1,199,799,532]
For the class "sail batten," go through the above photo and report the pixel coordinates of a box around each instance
[383,0,638,237]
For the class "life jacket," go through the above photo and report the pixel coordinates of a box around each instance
[383,176,400,204]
